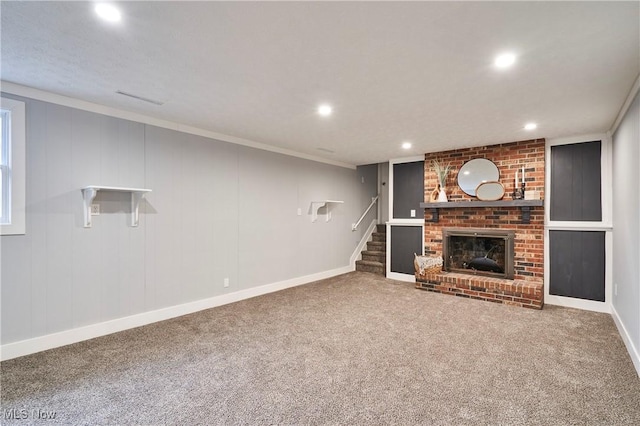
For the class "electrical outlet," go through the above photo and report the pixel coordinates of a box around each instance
[224,278,229,288]
[614,283,618,296]
[410,209,416,217]
[91,204,100,215]
[361,176,365,183]
[297,208,302,216]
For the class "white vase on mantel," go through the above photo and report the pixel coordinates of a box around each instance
[437,187,448,202]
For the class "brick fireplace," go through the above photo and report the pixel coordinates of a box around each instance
[416,139,545,309]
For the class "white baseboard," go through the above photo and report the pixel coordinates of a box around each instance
[349,219,377,269]
[0,266,351,361]
[611,305,640,378]
[544,294,610,313]
[387,271,416,282]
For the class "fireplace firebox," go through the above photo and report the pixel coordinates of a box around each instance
[442,228,515,279]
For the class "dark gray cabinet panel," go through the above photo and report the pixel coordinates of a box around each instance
[550,141,602,221]
[549,230,605,302]
[393,161,424,219]
[390,226,422,274]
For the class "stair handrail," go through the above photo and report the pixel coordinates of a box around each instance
[352,195,379,231]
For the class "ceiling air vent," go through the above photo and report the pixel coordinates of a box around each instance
[115,90,164,106]
[316,147,335,154]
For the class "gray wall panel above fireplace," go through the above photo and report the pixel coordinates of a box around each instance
[550,141,602,221]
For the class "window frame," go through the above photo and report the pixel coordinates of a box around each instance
[0,96,26,235]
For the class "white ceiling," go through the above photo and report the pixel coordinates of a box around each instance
[2,1,638,166]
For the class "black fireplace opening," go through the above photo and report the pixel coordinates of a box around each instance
[442,228,515,279]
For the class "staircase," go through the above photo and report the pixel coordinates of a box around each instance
[355,224,386,276]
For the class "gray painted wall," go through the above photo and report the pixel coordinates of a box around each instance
[0,94,377,345]
[612,91,640,357]
[392,161,424,219]
[390,225,422,274]
[550,141,602,221]
[549,230,605,302]
[378,162,389,224]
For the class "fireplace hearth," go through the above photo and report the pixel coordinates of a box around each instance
[418,140,545,309]
[442,228,515,279]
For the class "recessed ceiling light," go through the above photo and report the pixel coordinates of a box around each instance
[317,104,332,117]
[494,53,516,69]
[524,123,537,130]
[95,3,122,23]
[402,142,412,149]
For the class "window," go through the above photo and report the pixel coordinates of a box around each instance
[0,96,26,235]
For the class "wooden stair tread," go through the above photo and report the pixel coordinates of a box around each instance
[356,260,385,266]
[357,224,387,277]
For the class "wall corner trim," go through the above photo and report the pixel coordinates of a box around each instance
[611,305,640,378]
[611,73,640,135]
[0,266,351,362]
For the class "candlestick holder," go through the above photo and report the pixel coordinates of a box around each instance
[512,182,525,200]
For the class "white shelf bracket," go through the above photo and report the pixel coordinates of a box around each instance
[131,192,145,227]
[310,200,344,222]
[82,187,99,228]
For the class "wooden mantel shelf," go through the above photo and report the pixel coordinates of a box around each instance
[419,199,544,224]
[420,200,544,209]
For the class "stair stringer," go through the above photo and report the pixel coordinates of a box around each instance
[349,219,378,270]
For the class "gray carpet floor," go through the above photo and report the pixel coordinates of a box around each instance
[1,271,639,425]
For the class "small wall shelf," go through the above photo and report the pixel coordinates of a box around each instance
[82,186,152,228]
[310,200,344,222]
[419,199,544,224]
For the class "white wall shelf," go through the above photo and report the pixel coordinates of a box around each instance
[310,200,344,222]
[81,186,152,228]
